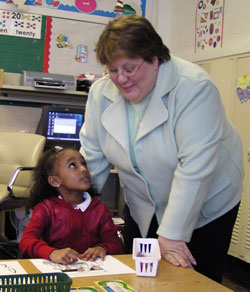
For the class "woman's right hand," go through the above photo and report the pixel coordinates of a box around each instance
[158,236,197,268]
[49,248,80,264]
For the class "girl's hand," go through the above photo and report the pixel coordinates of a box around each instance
[79,246,106,261]
[158,236,197,268]
[49,248,80,264]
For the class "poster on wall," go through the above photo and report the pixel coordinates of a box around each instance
[236,75,250,104]
[0,9,42,38]
[0,8,46,73]
[195,0,225,52]
[0,0,146,18]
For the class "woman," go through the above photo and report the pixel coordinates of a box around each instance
[80,15,244,282]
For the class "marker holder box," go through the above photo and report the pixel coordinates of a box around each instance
[132,238,161,277]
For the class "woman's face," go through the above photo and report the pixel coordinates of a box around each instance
[107,56,159,103]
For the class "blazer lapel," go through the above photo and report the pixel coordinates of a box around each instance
[102,95,130,154]
[136,91,169,141]
[136,59,177,141]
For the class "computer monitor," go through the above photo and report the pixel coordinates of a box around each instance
[36,105,85,150]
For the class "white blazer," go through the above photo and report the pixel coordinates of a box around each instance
[80,56,244,241]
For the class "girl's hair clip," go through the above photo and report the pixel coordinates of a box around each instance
[54,146,63,152]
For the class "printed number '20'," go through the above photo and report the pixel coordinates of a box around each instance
[12,12,22,20]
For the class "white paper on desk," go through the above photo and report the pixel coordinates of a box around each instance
[30,256,135,278]
[0,261,27,275]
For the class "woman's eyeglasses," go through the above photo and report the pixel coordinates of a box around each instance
[108,60,144,78]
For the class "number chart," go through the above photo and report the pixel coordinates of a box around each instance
[0,9,46,73]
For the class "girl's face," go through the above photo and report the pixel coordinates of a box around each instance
[107,56,159,103]
[49,149,91,197]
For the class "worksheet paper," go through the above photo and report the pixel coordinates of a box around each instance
[0,261,27,275]
[30,256,135,278]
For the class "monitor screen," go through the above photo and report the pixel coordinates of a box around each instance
[36,105,85,150]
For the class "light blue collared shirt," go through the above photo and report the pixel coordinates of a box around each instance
[125,93,152,173]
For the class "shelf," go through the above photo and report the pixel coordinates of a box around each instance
[0,72,88,107]
[0,84,88,106]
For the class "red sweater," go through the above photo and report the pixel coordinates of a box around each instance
[19,196,123,259]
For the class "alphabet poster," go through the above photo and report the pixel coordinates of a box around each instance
[195,0,225,52]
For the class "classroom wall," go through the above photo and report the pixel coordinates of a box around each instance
[0,0,154,76]
[0,0,156,134]
[2,0,249,133]
[156,0,250,62]
[5,0,250,73]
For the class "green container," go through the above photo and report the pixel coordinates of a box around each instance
[0,273,72,292]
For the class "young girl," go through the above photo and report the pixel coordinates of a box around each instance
[19,147,123,264]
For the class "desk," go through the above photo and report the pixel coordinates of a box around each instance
[7,255,232,292]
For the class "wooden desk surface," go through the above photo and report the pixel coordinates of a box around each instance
[6,255,232,292]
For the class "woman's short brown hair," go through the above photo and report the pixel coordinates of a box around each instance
[96,15,170,65]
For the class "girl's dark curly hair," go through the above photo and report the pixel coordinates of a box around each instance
[27,147,98,209]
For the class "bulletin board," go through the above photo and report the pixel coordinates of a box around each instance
[44,17,105,75]
[0,10,46,73]
[0,0,146,76]
[0,9,106,75]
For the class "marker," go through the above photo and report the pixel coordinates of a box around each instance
[61,268,78,272]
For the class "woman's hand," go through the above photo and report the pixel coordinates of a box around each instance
[158,236,197,268]
[79,246,106,261]
[49,248,80,264]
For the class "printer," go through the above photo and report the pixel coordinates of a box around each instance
[22,71,76,91]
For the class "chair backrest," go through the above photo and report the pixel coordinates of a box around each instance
[0,132,46,188]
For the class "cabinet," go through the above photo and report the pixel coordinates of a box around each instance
[227,56,250,262]
[197,55,250,263]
